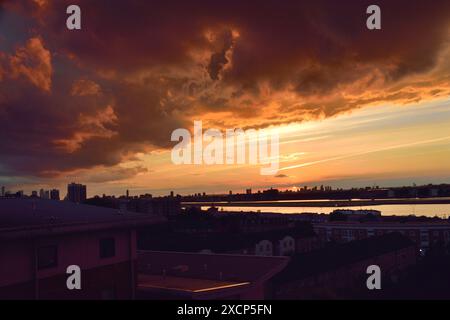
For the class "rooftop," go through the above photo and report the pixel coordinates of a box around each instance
[138,274,250,293]
[137,251,289,299]
[138,250,289,282]
[273,233,415,284]
[140,224,316,253]
[0,198,166,239]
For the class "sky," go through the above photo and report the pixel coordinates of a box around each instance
[0,0,449,197]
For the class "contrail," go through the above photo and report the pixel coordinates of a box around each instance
[279,136,450,172]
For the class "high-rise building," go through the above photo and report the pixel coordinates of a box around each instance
[50,189,60,201]
[31,191,38,197]
[67,183,87,203]
[1,186,4,197]
[39,189,50,199]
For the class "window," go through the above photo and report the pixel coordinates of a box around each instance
[37,245,58,269]
[99,238,116,258]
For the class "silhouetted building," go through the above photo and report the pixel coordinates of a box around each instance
[1,186,4,197]
[50,189,60,201]
[314,220,450,252]
[38,189,50,199]
[67,183,87,203]
[180,184,450,203]
[127,197,181,217]
[140,221,320,257]
[271,233,416,299]
[137,251,289,300]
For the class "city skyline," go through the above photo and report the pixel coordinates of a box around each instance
[0,1,450,197]
[3,179,450,200]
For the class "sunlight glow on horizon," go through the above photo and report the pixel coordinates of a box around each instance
[66,97,450,196]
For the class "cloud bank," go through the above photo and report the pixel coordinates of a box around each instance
[0,0,449,181]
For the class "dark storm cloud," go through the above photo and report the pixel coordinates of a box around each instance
[34,0,450,85]
[0,0,449,179]
[207,29,235,80]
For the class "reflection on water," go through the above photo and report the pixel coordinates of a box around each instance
[201,204,450,218]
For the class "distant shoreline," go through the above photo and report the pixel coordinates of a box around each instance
[182,198,450,208]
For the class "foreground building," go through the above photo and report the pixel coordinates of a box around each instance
[137,251,289,299]
[0,199,165,299]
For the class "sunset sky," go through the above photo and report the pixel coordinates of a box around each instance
[0,0,449,197]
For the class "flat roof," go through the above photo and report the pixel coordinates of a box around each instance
[138,274,249,293]
[138,251,289,283]
[0,198,165,239]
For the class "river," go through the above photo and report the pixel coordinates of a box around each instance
[197,203,450,218]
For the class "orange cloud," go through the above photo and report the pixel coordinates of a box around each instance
[33,0,48,6]
[9,37,52,92]
[71,79,102,96]
[54,106,118,153]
